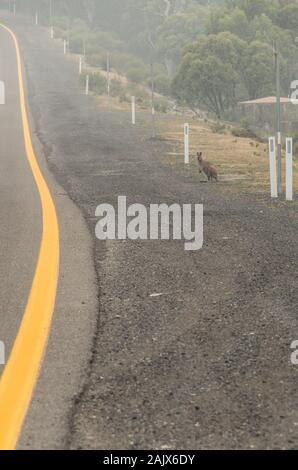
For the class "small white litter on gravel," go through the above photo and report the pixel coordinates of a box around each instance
[150,293,164,297]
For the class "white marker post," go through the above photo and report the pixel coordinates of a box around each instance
[269,137,278,198]
[85,75,89,96]
[35,11,38,25]
[0,81,5,105]
[79,56,83,75]
[184,123,190,164]
[107,52,110,98]
[286,137,293,201]
[0,341,5,365]
[50,26,54,39]
[63,39,67,55]
[132,96,136,125]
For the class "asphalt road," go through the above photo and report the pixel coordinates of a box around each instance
[0,23,41,386]
[1,10,298,450]
[0,13,98,449]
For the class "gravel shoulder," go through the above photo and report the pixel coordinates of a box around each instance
[8,13,298,450]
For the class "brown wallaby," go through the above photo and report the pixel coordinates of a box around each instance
[197,152,218,182]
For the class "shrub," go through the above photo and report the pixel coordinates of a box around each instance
[154,97,168,113]
[153,74,171,96]
[119,93,130,103]
[294,141,298,159]
[231,127,258,139]
[211,122,226,134]
[240,117,253,130]
[85,31,124,55]
[52,16,69,32]
[126,66,148,84]
[80,72,106,95]
[69,33,86,54]
[110,79,124,97]
[52,26,67,40]
[126,84,149,106]
[114,54,146,74]
[87,52,108,69]
[71,19,89,35]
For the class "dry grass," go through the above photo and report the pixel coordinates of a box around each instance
[158,115,298,194]
[95,94,131,111]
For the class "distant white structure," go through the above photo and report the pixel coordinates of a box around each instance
[0,81,5,105]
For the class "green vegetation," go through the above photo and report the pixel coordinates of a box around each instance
[8,0,298,118]
[174,0,298,117]
[231,126,259,140]
[80,71,106,95]
[8,1,214,100]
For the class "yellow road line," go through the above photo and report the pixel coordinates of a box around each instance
[0,24,60,450]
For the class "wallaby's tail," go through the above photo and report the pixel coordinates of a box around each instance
[211,167,218,182]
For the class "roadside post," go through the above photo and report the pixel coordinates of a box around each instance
[79,56,83,75]
[0,340,5,365]
[85,75,89,96]
[35,11,38,25]
[132,96,136,125]
[13,2,16,15]
[286,137,293,201]
[0,81,5,105]
[150,62,156,138]
[273,42,282,195]
[83,38,86,60]
[63,39,67,55]
[184,123,190,164]
[107,52,110,98]
[269,136,278,198]
[50,26,54,39]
